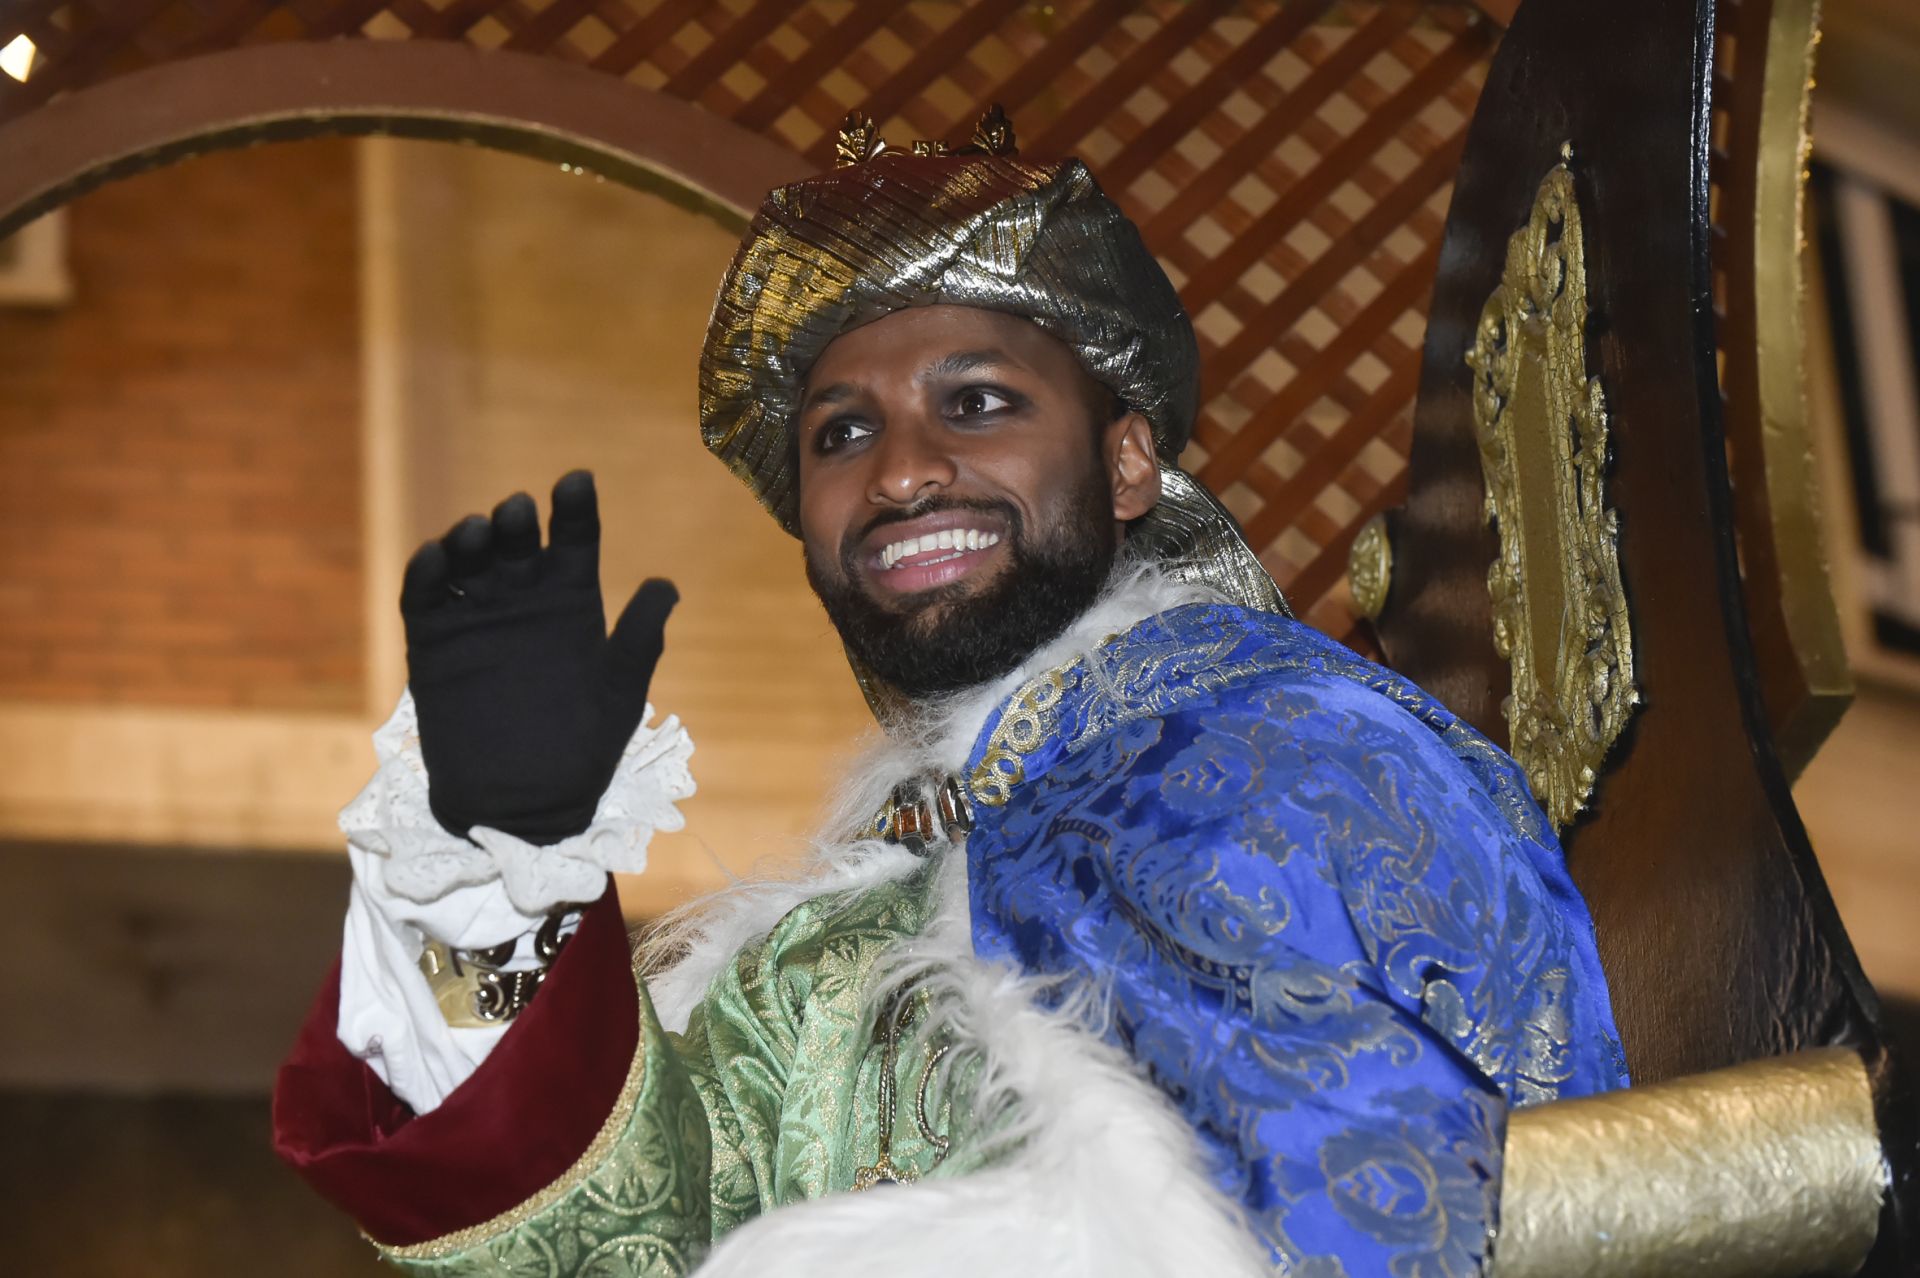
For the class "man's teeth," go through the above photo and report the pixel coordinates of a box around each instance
[880,529,1002,568]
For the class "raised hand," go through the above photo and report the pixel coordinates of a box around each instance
[401,470,677,845]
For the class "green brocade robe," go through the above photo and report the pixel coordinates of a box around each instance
[381,863,960,1275]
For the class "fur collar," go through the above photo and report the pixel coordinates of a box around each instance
[639,560,1220,1031]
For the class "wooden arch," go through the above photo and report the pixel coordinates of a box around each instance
[0,38,811,240]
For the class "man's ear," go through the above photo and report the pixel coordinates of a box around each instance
[1106,412,1162,522]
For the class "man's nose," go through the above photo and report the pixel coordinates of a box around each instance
[867,417,957,506]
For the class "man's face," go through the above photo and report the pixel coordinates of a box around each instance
[796,305,1161,699]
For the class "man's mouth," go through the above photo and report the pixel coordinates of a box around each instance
[859,514,1010,596]
[879,527,1003,569]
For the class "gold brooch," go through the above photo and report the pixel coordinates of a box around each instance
[419,912,572,1028]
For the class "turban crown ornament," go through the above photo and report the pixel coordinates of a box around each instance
[834,104,1021,166]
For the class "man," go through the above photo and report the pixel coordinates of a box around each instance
[275,114,1626,1276]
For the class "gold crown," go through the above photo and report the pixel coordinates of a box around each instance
[834,103,1019,168]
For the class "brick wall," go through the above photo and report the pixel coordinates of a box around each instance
[0,139,363,711]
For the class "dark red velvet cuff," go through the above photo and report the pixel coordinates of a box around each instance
[272,881,639,1247]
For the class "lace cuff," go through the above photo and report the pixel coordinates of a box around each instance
[339,690,697,916]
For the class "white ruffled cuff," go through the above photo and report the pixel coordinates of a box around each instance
[339,689,697,917]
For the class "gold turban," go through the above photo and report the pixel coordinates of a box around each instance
[697,123,1287,619]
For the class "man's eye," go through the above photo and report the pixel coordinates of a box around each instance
[816,419,874,453]
[953,387,1014,417]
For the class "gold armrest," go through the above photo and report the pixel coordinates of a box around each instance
[1500,1048,1887,1277]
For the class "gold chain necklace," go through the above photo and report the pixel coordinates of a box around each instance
[853,987,952,1190]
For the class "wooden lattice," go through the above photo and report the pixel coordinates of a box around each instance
[0,0,1497,648]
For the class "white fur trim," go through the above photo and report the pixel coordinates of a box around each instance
[644,839,923,1034]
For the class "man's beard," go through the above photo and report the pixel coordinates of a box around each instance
[806,475,1118,701]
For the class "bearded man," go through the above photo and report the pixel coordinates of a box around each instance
[274,118,1627,1277]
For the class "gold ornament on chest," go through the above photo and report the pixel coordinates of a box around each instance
[853,986,953,1191]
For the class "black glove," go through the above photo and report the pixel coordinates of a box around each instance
[401,470,677,845]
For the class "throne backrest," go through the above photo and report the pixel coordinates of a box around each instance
[1363,0,1913,1263]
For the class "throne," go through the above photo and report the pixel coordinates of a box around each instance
[0,0,1908,1270]
[1366,0,1915,1271]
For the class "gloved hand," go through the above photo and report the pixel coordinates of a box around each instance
[400,470,677,846]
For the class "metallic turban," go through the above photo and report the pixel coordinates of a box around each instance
[698,142,1287,619]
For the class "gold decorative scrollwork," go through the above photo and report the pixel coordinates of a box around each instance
[1464,145,1637,830]
[1347,515,1393,620]
[967,666,1068,807]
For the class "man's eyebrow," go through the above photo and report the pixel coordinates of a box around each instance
[799,382,860,414]
[919,349,1020,382]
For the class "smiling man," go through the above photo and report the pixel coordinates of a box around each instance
[275,116,1628,1277]
[798,305,1160,699]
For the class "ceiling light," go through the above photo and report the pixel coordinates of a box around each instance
[1,35,37,83]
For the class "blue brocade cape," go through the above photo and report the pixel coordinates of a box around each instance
[963,603,1629,1273]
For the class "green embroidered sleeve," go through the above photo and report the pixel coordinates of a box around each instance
[671,958,789,1238]
[376,992,716,1278]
